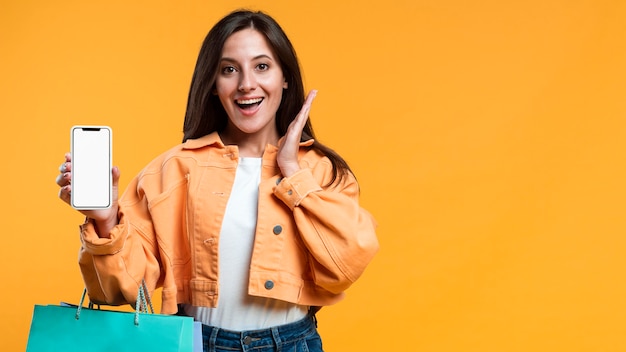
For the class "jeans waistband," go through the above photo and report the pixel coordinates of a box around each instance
[201,312,318,350]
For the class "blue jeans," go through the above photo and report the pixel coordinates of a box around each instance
[201,313,323,352]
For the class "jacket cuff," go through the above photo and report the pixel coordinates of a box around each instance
[79,217,126,255]
[273,169,322,210]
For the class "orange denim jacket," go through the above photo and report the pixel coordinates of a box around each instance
[78,132,379,314]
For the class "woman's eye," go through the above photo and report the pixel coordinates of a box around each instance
[222,66,236,74]
[257,63,269,71]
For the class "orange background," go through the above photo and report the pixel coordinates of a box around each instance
[2,0,626,350]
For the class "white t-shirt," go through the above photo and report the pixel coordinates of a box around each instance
[183,157,308,330]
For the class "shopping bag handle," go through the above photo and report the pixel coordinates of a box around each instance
[75,279,154,326]
[136,279,155,314]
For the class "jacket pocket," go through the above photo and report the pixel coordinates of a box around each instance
[147,176,191,267]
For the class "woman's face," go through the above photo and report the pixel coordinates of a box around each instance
[215,28,287,142]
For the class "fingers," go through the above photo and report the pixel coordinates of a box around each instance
[276,90,318,177]
[294,90,317,128]
[285,90,317,141]
[57,152,72,204]
[59,152,71,171]
[56,171,71,187]
[58,184,71,205]
[304,89,317,108]
[57,153,72,187]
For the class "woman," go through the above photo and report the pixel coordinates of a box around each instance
[56,9,378,352]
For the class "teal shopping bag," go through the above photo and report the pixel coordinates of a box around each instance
[26,281,195,352]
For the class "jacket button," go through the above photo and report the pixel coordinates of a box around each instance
[276,177,282,185]
[264,280,274,290]
[273,225,282,235]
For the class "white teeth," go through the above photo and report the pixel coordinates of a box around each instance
[237,98,263,105]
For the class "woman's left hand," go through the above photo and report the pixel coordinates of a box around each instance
[277,90,317,177]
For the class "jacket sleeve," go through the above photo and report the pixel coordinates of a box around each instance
[273,160,379,294]
[77,175,162,309]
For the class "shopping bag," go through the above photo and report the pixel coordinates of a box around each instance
[26,281,195,352]
[193,321,203,351]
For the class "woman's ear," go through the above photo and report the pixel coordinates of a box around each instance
[283,81,288,89]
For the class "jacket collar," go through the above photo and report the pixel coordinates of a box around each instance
[182,131,315,150]
[182,132,224,150]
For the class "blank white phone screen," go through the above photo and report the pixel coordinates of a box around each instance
[71,126,111,209]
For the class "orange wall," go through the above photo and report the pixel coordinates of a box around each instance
[2,0,626,350]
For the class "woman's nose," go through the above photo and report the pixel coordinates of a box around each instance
[238,71,257,92]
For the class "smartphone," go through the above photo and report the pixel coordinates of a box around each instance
[70,126,112,209]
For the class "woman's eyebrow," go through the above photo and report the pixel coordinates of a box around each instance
[252,54,274,61]
[220,54,274,63]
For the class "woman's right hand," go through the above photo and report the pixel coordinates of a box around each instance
[56,152,121,237]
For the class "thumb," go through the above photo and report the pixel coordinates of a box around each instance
[111,166,121,185]
[111,166,121,200]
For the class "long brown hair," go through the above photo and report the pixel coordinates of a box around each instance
[182,10,352,186]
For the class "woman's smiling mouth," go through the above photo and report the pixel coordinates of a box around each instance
[236,97,264,110]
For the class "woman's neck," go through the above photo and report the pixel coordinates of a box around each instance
[219,129,279,158]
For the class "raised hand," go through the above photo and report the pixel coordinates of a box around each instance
[56,152,121,237]
[277,90,317,177]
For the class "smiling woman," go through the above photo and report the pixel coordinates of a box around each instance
[6,0,626,351]
[215,28,289,156]
[181,11,354,185]
[53,9,379,352]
